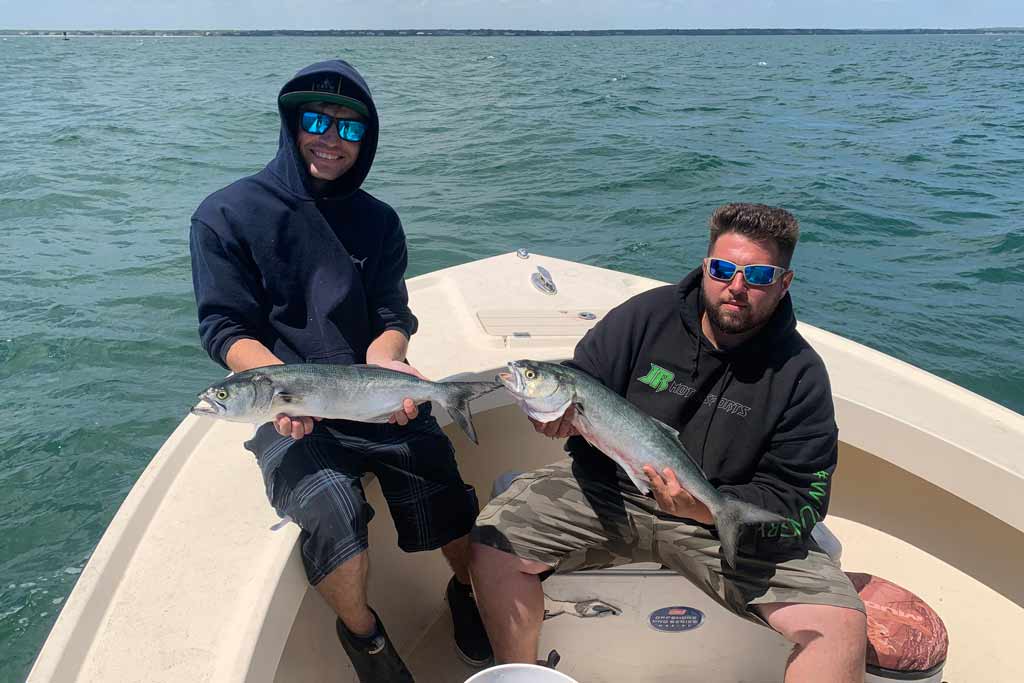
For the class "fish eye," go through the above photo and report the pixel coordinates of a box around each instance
[216,389,229,400]
[524,369,536,380]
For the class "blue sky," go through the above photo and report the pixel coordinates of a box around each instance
[2,0,1022,31]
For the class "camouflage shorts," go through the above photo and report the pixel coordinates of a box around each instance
[472,458,864,625]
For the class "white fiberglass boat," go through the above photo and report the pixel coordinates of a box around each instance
[28,253,1024,682]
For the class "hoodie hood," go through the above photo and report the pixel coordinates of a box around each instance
[271,59,380,200]
[190,58,417,371]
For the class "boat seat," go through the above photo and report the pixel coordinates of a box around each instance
[491,470,843,565]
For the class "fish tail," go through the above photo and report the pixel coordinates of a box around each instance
[715,498,786,569]
[442,381,502,445]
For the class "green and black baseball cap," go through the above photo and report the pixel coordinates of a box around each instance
[279,72,370,118]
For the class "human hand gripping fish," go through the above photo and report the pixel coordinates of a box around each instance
[498,359,785,567]
[191,362,501,444]
[642,465,714,524]
[529,402,579,438]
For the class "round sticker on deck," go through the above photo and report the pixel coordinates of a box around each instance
[649,606,705,632]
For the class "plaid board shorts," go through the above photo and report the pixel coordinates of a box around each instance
[472,458,864,625]
[245,404,479,585]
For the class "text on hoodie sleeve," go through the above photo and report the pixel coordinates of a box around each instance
[717,362,839,540]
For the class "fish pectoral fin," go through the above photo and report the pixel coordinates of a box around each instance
[271,388,308,411]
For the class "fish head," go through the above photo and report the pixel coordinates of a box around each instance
[498,360,574,415]
[191,372,276,422]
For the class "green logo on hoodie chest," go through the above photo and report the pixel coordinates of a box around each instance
[637,363,675,392]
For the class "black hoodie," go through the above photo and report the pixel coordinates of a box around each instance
[189,60,417,368]
[566,267,838,542]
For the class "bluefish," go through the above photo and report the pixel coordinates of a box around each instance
[192,363,500,444]
[498,359,784,567]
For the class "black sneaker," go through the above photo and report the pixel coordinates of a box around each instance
[538,649,561,668]
[446,576,494,667]
[335,608,414,683]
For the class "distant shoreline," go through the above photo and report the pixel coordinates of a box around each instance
[3,28,1024,37]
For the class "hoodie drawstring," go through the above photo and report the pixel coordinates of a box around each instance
[691,279,704,380]
[691,329,702,380]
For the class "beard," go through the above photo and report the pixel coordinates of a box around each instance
[703,291,773,336]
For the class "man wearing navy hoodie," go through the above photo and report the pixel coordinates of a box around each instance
[190,60,490,681]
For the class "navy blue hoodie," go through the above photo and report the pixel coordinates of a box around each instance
[190,60,417,368]
[566,267,838,544]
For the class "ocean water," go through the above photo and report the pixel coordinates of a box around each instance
[1,34,1022,678]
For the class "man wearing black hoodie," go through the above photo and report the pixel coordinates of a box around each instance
[471,204,867,681]
[189,60,491,681]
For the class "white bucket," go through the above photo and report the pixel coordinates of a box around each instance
[465,663,580,683]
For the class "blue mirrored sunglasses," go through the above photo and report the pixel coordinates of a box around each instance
[704,258,788,286]
[299,111,367,142]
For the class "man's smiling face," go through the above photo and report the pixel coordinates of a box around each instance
[296,102,364,182]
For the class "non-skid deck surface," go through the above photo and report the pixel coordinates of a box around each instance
[406,568,792,683]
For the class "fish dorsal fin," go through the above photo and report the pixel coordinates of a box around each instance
[650,416,701,467]
[651,416,682,444]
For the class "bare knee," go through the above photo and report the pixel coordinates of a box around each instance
[759,603,867,649]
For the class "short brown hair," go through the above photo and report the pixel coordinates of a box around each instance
[708,203,800,267]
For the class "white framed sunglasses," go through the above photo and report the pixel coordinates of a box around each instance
[703,258,789,286]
